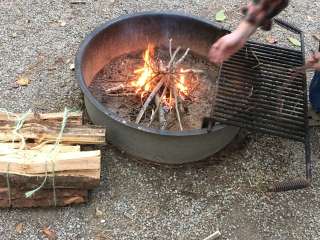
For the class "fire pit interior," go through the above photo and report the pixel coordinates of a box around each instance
[76,12,240,164]
[89,42,218,131]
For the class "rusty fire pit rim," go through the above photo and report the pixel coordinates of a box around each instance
[75,11,232,137]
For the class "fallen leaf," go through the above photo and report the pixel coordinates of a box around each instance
[312,34,320,41]
[288,37,301,47]
[96,207,103,217]
[266,36,277,44]
[41,226,56,240]
[15,223,24,234]
[215,10,227,22]
[16,76,30,86]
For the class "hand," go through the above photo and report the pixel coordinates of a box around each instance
[307,52,320,70]
[208,23,253,64]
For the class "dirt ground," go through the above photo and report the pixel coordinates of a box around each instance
[0,0,320,239]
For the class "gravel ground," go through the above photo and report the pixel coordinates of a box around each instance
[0,0,320,239]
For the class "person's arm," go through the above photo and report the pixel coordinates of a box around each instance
[209,0,289,64]
[307,53,320,70]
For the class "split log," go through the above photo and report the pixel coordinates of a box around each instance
[0,111,83,127]
[0,150,101,175]
[0,169,100,190]
[0,124,106,144]
[0,188,88,208]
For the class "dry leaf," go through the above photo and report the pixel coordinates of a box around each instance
[266,36,277,44]
[288,37,301,47]
[16,76,30,86]
[15,223,24,234]
[215,10,227,22]
[96,207,103,217]
[41,226,57,240]
[312,34,320,41]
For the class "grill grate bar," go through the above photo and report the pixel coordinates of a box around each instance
[220,93,304,119]
[218,84,305,104]
[215,99,305,130]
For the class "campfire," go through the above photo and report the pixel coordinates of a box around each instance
[103,40,204,131]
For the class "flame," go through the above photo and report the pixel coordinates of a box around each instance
[131,45,190,102]
[131,44,156,92]
[176,69,189,96]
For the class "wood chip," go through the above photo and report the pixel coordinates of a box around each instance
[41,226,57,240]
[64,196,85,205]
[15,223,24,234]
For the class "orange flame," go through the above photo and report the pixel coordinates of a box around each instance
[131,45,190,101]
[131,44,156,92]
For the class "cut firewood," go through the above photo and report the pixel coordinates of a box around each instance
[0,111,83,127]
[0,169,100,189]
[0,124,106,144]
[0,150,101,175]
[0,188,88,208]
[0,143,80,153]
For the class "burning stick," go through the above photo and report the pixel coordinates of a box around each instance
[149,85,168,127]
[104,84,125,93]
[154,94,167,130]
[136,79,165,124]
[169,38,173,58]
[106,93,136,97]
[167,47,181,70]
[173,86,183,131]
[174,48,190,68]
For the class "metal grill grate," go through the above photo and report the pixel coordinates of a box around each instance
[214,41,307,142]
[204,19,312,189]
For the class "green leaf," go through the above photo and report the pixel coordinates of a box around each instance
[215,10,227,22]
[288,37,301,47]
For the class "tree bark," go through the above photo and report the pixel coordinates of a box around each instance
[0,188,88,208]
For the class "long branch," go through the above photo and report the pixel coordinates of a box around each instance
[135,79,165,124]
[173,86,183,131]
[174,48,190,67]
[167,47,181,69]
[148,84,168,127]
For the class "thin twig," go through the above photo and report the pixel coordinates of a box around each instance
[203,231,221,240]
[167,47,181,69]
[136,79,165,124]
[106,93,136,97]
[169,38,173,58]
[251,50,263,69]
[174,48,190,67]
[180,69,204,73]
[105,84,125,93]
[173,86,183,131]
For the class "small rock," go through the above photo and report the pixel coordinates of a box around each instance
[69,63,75,71]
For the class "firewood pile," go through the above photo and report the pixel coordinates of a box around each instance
[0,110,105,208]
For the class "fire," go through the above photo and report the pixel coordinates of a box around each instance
[131,44,190,103]
[176,69,189,96]
[131,44,156,93]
